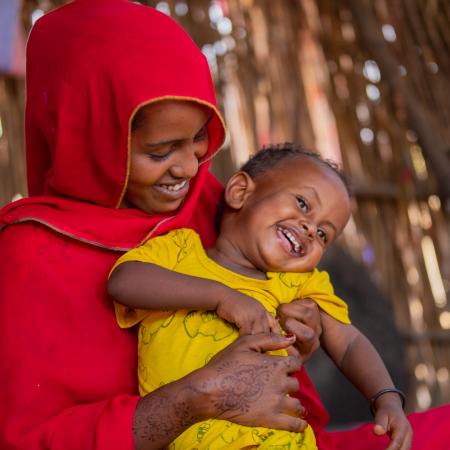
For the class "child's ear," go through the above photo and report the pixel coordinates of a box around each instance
[224,171,256,210]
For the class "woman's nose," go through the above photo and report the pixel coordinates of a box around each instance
[170,145,200,179]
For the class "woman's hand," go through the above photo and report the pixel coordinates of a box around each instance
[133,333,307,450]
[277,299,322,361]
[200,333,307,430]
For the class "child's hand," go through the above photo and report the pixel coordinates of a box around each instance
[372,399,412,450]
[217,292,280,336]
[277,298,322,361]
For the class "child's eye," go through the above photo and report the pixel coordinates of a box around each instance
[317,228,328,244]
[296,197,308,212]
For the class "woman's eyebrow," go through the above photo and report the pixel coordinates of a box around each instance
[145,114,212,149]
[145,138,182,149]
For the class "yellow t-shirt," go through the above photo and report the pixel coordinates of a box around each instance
[112,228,350,450]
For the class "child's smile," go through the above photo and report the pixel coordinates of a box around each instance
[276,224,307,256]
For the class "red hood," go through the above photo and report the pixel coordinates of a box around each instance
[0,0,225,249]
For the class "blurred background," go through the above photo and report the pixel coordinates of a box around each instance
[1,0,449,429]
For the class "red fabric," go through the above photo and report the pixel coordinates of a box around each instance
[0,1,225,449]
[324,403,450,450]
[0,223,138,450]
[1,1,448,449]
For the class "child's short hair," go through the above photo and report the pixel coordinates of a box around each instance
[215,143,350,232]
[240,142,350,194]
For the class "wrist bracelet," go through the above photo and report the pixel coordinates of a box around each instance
[370,388,406,416]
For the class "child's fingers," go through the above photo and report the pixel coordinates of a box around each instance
[373,423,387,436]
[373,412,388,436]
[238,318,268,335]
[384,430,406,450]
[243,312,279,335]
[267,313,281,334]
[384,420,413,450]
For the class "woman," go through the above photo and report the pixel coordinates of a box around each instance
[0,1,316,449]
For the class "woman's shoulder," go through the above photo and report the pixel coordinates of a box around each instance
[0,221,107,260]
[1,220,61,246]
[1,220,118,279]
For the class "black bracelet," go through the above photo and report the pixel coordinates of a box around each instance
[370,388,406,416]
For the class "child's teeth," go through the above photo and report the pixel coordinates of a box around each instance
[280,227,301,253]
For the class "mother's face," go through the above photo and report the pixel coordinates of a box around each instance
[121,100,211,215]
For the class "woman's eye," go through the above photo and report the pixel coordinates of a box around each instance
[317,228,328,244]
[194,126,208,142]
[296,197,308,212]
[148,150,172,161]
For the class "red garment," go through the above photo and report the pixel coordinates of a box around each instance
[324,403,450,450]
[1,1,449,449]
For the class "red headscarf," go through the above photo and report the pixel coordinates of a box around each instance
[0,0,226,249]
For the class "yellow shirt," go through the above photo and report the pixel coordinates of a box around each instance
[113,228,350,449]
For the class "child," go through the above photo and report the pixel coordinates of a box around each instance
[108,143,410,449]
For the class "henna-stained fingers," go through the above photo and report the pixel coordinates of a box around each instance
[278,394,307,420]
[283,371,300,394]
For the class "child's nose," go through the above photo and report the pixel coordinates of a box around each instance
[301,221,317,239]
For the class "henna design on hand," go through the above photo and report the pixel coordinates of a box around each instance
[133,353,291,447]
[211,361,272,413]
[133,388,200,444]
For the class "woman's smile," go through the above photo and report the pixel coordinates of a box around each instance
[152,179,189,197]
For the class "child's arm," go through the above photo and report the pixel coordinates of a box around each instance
[320,311,413,450]
[108,261,279,335]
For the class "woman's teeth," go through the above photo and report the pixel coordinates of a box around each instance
[160,180,187,192]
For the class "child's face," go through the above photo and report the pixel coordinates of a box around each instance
[230,157,351,274]
[122,100,210,214]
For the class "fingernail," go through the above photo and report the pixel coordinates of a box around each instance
[285,333,295,340]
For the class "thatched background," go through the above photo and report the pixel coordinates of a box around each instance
[1,0,449,423]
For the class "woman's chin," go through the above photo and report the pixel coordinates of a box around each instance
[140,199,185,215]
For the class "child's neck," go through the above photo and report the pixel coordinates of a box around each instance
[206,238,267,280]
